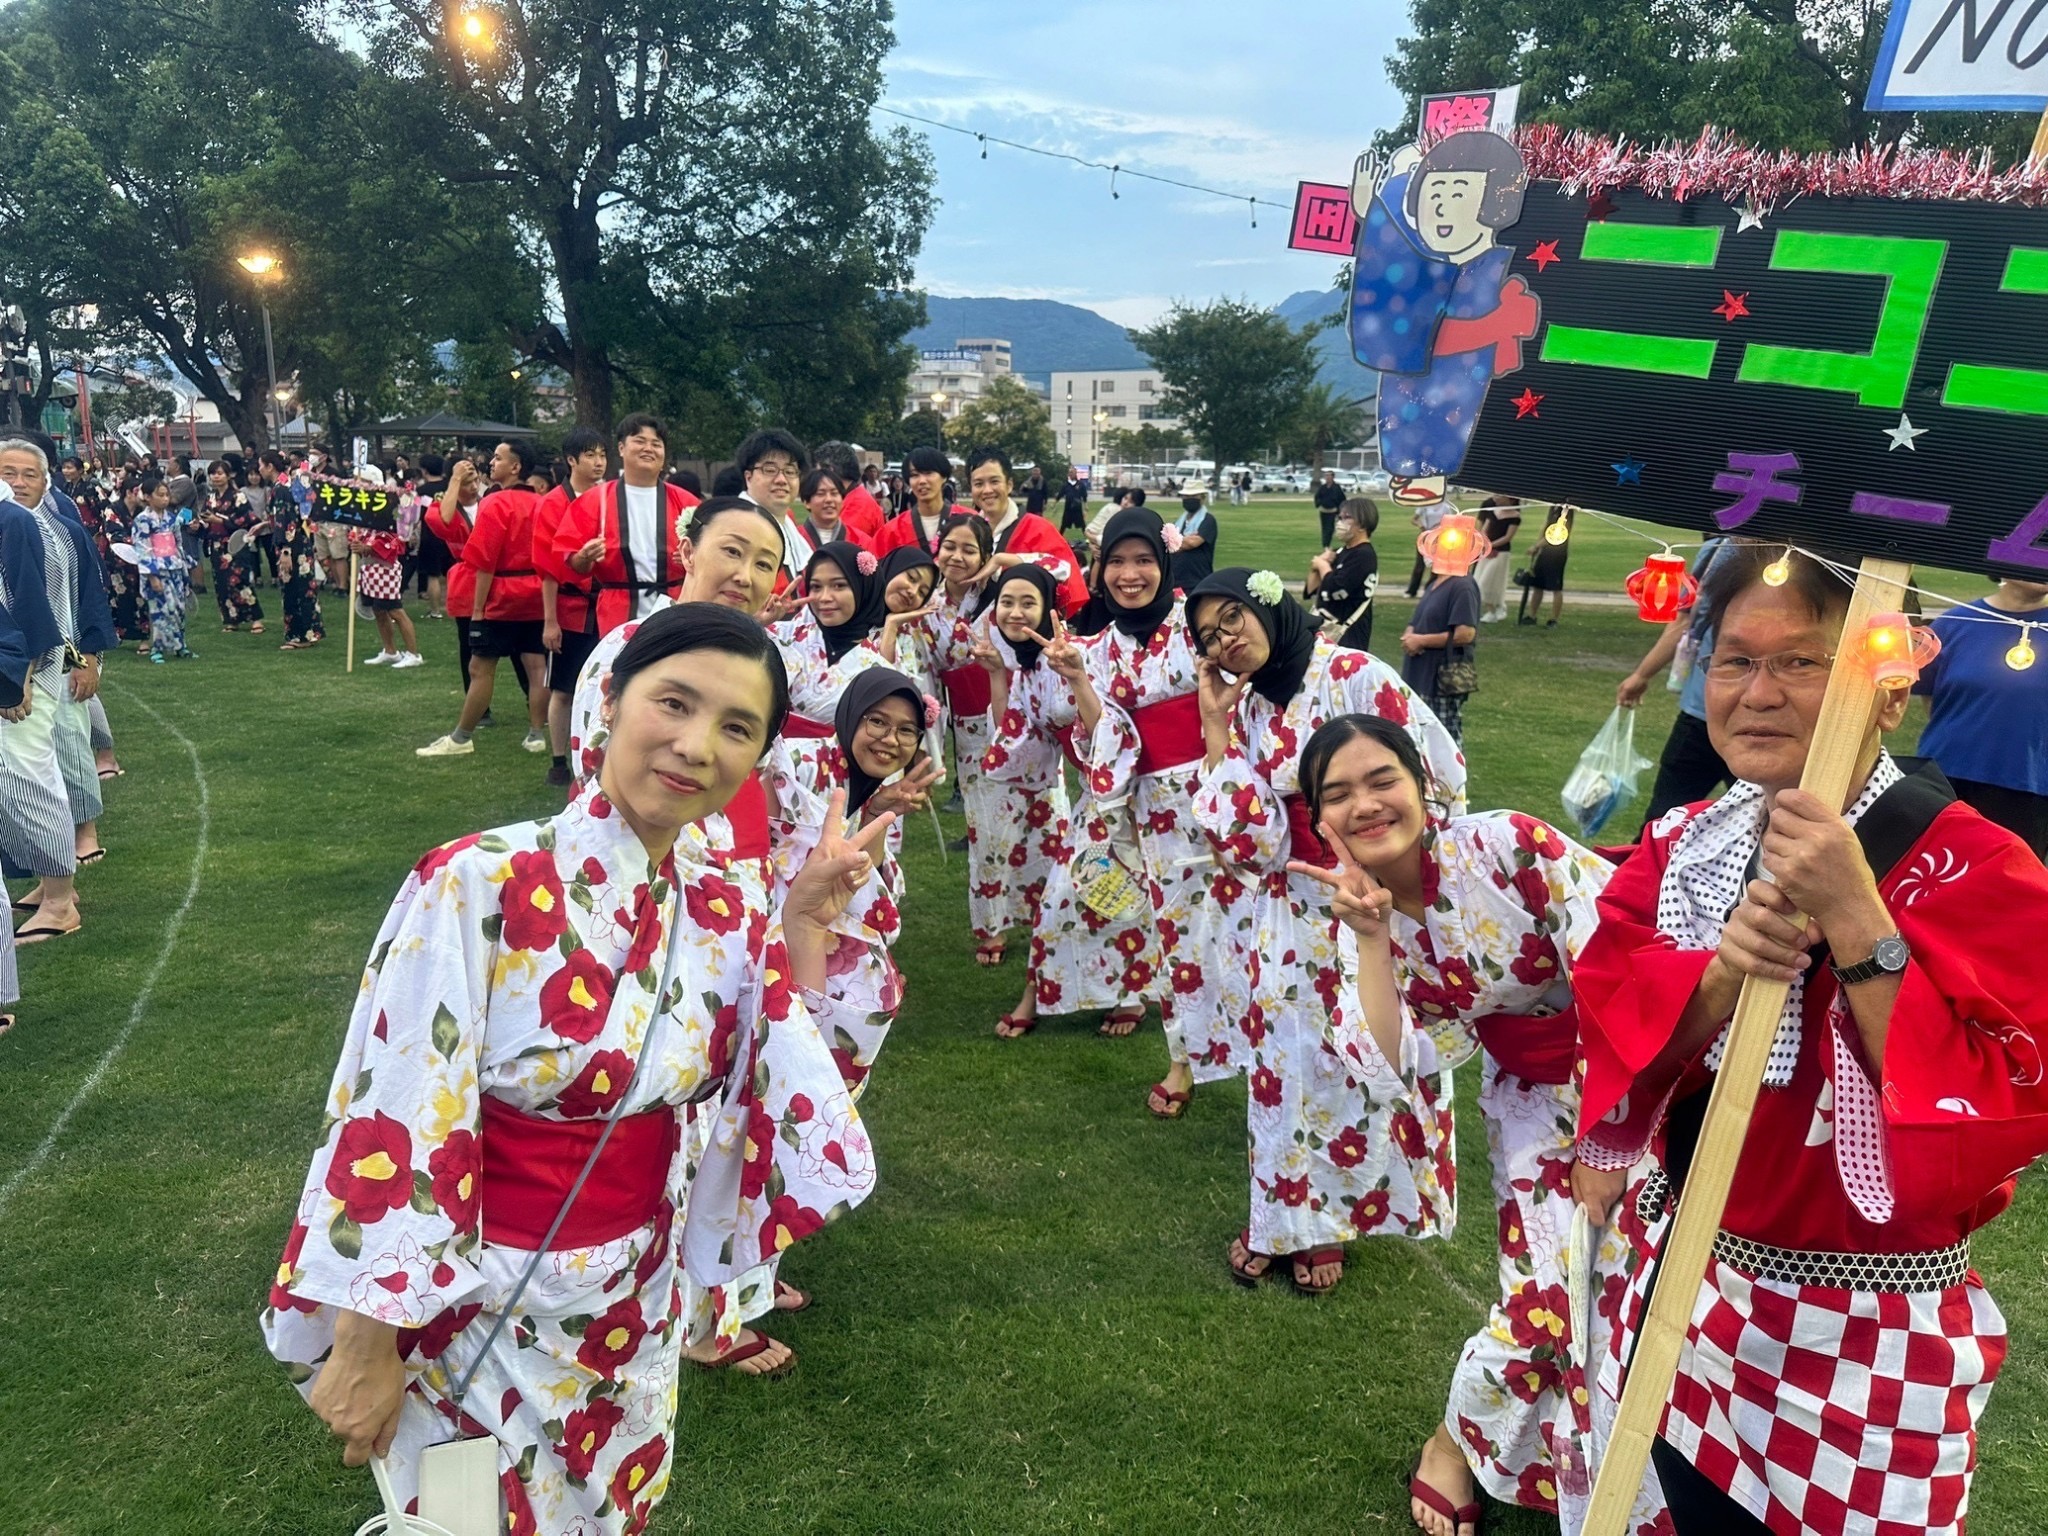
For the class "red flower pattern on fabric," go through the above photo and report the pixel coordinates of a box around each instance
[500,849,569,952]
[558,1397,625,1482]
[576,1299,648,1378]
[324,1112,414,1224]
[427,1128,482,1231]
[557,1048,634,1119]
[608,1433,667,1514]
[538,948,616,1042]
[684,873,746,936]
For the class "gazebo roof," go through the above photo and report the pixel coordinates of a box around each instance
[371,410,538,440]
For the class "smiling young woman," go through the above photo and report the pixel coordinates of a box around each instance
[1292,715,1657,1536]
[263,603,892,1534]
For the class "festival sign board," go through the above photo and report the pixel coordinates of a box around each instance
[1418,85,1521,138]
[1866,0,2048,111]
[308,476,400,532]
[1340,127,2048,579]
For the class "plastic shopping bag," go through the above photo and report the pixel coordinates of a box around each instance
[1561,706,1655,838]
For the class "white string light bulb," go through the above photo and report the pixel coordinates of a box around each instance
[2008,625,2037,671]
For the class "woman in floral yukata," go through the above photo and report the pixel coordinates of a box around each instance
[968,562,1074,1035]
[131,474,194,662]
[262,604,895,1536]
[200,459,265,633]
[1291,714,1662,1536]
[1185,567,1466,1296]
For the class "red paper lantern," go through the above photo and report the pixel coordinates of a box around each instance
[1626,553,1699,623]
[1861,610,1941,688]
[1418,513,1481,578]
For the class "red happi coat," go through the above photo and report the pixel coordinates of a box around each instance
[1574,789,2048,1536]
[551,478,700,638]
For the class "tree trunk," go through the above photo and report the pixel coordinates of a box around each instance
[550,201,613,431]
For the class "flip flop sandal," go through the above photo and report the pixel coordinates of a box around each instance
[1098,1007,1145,1037]
[691,1332,795,1378]
[772,1280,812,1313]
[77,850,106,866]
[1227,1229,1274,1288]
[11,897,39,914]
[0,1013,14,1039]
[14,919,79,945]
[1407,1456,1484,1534]
[993,1012,1036,1038]
[1291,1248,1346,1297]
[96,766,125,780]
[1147,1083,1190,1120]
[973,941,1007,967]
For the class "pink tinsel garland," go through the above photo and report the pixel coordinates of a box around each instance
[1511,124,2048,211]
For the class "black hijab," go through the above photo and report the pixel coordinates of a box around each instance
[876,543,939,613]
[833,667,926,814]
[806,540,886,663]
[1184,566,1318,707]
[1092,507,1175,643]
[977,561,1061,672]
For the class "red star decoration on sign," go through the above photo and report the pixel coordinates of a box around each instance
[1512,388,1544,419]
[1529,240,1561,271]
[1713,290,1751,322]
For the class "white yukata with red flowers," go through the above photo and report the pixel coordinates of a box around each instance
[771,607,893,787]
[974,634,1072,946]
[1077,602,1233,1070]
[1191,637,1468,1259]
[1341,811,1653,1526]
[260,786,880,1536]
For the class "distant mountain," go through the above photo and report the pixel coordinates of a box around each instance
[907,296,1148,380]
[1275,287,1378,402]
[909,288,1374,402]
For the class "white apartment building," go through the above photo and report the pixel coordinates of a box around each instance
[1047,368,1182,470]
[907,337,1018,420]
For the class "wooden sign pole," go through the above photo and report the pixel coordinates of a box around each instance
[345,549,359,674]
[1584,554,1912,1535]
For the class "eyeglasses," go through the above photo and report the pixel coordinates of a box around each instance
[1703,649,1836,686]
[752,461,798,481]
[1193,602,1249,655]
[859,713,922,749]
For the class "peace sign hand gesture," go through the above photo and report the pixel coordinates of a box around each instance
[969,618,1008,678]
[1030,613,1087,683]
[784,790,897,989]
[759,585,812,626]
[881,599,944,639]
[1287,819,1395,949]
[868,756,945,819]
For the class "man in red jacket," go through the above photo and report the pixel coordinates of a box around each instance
[418,440,549,758]
[550,413,699,638]
[814,439,883,545]
[962,445,1088,615]
[532,425,608,785]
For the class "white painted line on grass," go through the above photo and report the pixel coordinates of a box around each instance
[0,685,208,1225]
[1417,1242,1489,1317]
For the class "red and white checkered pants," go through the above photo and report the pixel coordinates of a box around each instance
[1603,1228,2007,1535]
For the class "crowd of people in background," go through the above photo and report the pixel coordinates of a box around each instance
[7,409,2046,1536]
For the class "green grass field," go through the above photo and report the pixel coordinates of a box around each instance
[0,556,2041,1534]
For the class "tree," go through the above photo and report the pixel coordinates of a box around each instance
[1099,422,1189,464]
[1278,383,1370,468]
[1133,300,1319,484]
[873,408,947,458]
[1382,0,2037,158]
[943,376,1055,468]
[356,0,934,435]
[0,0,526,452]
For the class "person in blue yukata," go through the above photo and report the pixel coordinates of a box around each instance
[1348,130,1541,508]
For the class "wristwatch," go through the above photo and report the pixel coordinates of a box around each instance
[1832,932,1910,986]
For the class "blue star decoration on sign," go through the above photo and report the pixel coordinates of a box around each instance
[1611,456,1646,486]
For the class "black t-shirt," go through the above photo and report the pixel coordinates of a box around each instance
[1024,479,1048,514]
[1314,482,1347,513]
[1315,541,1379,652]
[1169,509,1218,588]
[1478,502,1522,553]
[1403,573,1480,700]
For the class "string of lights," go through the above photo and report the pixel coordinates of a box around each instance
[873,105,1288,225]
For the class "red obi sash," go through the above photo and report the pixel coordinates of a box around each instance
[1131,693,1203,775]
[479,1095,680,1250]
[1283,793,1333,868]
[724,772,770,860]
[783,714,835,739]
[940,662,991,719]
[1472,1006,1579,1086]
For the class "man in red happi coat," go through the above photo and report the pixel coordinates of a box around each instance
[1572,541,2048,1536]
[549,412,698,639]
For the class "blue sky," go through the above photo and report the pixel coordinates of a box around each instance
[877,0,1416,330]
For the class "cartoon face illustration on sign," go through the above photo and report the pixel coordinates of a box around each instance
[1349,130,1541,506]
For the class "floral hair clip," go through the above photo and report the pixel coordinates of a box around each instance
[1247,570,1284,605]
[1159,524,1184,553]
[856,549,879,576]
[922,694,942,729]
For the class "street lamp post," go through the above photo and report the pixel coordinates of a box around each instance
[236,251,284,449]
[510,367,523,429]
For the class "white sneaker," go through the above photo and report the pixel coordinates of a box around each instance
[364,650,399,666]
[416,734,474,757]
[391,652,425,670]
[521,731,549,755]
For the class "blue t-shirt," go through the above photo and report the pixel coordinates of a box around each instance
[1916,597,2048,795]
